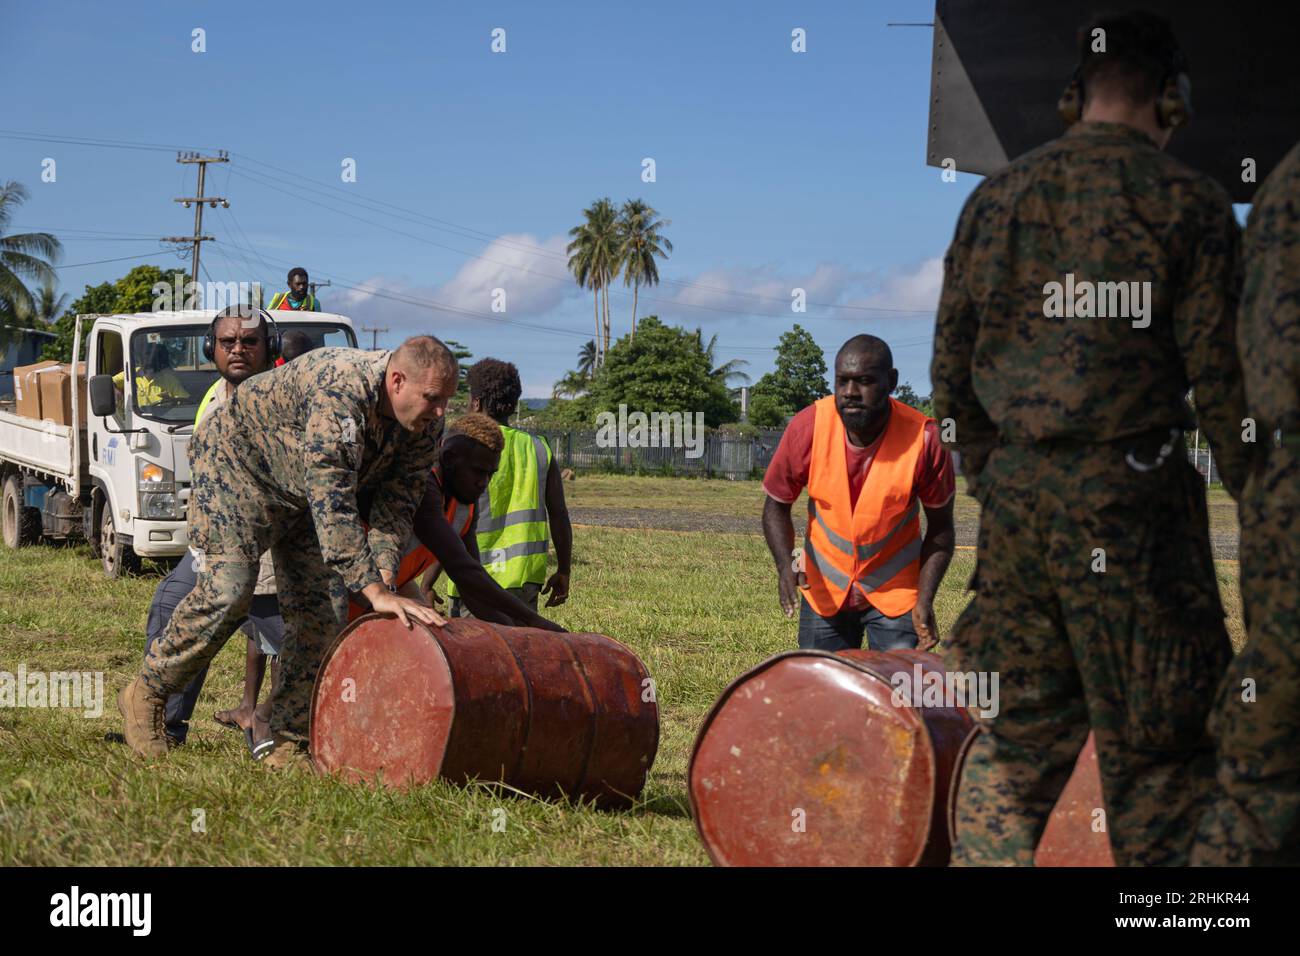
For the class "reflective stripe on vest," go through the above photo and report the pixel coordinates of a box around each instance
[801,395,928,617]
[448,426,550,594]
[268,291,319,311]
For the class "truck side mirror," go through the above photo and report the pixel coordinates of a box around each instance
[89,375,117,417]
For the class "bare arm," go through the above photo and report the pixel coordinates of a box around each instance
[762,496,801,617]
[541,456,572,607]
[412,480,564,631]
[912,498,955,651]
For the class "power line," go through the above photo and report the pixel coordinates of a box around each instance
[231,165,935,324]
[3,127,938,319]
[52,251,175,270]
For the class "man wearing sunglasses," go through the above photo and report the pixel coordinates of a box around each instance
[140,306,284,748]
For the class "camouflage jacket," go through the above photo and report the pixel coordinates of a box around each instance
[225,347,440,593]
[1239,139,1300,439]
[931,121,1251,499]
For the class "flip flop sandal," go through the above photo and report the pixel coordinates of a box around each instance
[249,730,276,761]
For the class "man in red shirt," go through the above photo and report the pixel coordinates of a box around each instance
[762,335,956,651]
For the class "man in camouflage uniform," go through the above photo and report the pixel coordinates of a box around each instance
[119,321,456,767]
[1192,142,1300,865]
[932,12,1251,865]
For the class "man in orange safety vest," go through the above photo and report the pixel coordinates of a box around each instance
[762,335,956,651]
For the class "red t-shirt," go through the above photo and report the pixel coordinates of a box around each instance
[763,403,955,610]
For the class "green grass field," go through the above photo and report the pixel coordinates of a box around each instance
[0,476,1243,865]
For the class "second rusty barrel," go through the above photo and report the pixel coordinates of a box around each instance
[947,730,1116,866]
[310,615,659,808]
[689,649,975,866]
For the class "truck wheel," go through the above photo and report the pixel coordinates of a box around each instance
[99,507,141,577]
[85,492,103,558]
[2,476,42,549]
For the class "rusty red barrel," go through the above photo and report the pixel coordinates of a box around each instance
[689,649,975,866]
[947,730,1115,866]
[310,615,659,808]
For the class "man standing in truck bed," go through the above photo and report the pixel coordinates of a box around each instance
[119,322,455,767]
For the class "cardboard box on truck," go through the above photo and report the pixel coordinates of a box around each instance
[37,362,88,427]
[12,360,58,419]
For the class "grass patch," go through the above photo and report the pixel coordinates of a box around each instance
[0,477,1243,865]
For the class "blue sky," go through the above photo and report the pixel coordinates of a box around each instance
[2,0,977,397]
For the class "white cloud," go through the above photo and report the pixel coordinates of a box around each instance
[843,257,944,316]
[328,233,576,336]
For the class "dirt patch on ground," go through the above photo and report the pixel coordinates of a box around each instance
[570,506,1240,560]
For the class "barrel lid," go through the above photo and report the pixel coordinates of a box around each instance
[689,649,948,867]
[310,613,456,787]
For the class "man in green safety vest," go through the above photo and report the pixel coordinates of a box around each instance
[267,266,321,312]
[448,358,572,614]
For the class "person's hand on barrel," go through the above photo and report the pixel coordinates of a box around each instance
[361,580,446,629]
[911,600,938,652]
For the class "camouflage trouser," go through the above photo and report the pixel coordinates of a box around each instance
[1193,445,1300,864]
[140,414,350,743]
[948,439,1231,867]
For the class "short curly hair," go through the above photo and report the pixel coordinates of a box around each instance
[446,412,504,453]
[466,357,522,420]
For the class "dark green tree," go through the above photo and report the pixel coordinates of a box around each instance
[747,323,828,426]
[42,264,190,362]
[588,315,737,426]
[894,382,934,417]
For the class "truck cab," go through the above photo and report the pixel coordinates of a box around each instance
[83,310,357,574]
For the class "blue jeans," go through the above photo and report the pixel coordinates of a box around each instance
[143,555,283,743]
[797,597,918,652]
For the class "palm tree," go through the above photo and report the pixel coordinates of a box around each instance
[618,199,672,341]
[576,339,598,379]
[566,198,621,361]
[552,369,590,400]
[0,182,62,349]
[698,329,751,387]
[17,279,68,326]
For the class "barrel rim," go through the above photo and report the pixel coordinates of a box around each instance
[945,723,982,855]
[309,612,457,782]
[687,648,939,867]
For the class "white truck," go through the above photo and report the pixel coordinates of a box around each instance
[0,310,357,576]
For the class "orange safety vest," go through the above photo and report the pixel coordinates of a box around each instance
[802,396,928,618]
[347,466,475,622]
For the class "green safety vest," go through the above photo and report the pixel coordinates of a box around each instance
[448,425,551,594]
[195,379,223,424]
[268,291,320,311]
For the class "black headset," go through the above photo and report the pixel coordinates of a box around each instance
[1058,28,1192,129]
[202,308,282,363]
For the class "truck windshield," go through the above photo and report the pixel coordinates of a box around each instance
[128,322,356,424]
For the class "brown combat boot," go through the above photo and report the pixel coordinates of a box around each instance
[118,677,169,758]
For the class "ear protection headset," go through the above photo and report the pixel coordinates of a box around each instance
[1058,28,1192,129]
[203,308,282,363]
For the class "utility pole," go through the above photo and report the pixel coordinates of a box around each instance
[308,279,331,301]
[360,325,388,350]
[163,151,229,297]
